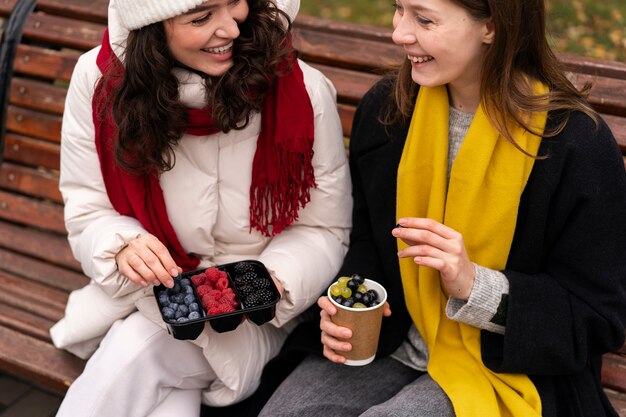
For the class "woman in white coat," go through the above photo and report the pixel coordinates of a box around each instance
[52,0,352,415]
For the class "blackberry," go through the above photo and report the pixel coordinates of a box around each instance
[245,288,276,307]
[233,262,256,274]
[252,278,271,290]
[234,271,256,286]
[237,284,255,297]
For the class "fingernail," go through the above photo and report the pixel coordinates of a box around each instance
[166,280,174,288]
[153,280,160,286]
[342,330,351,338]
[170,268,179,277]
[395,223,404,228]
[140,280,148,287]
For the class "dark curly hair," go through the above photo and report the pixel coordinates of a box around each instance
[107,0,293,174]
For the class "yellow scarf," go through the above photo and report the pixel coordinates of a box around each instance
[396,84,547,416]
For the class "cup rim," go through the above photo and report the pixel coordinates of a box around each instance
[328,278,387,312]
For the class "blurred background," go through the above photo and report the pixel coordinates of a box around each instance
[300,0,626,62]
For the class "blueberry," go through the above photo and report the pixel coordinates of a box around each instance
[361,293,372,305]
[347,279,359,292]
[180,278,191,287]
[168,283,181,295]
[351,274,364,285]
[354,291,363,302]
[158,293,170,307]
[171,293,185,304]
[342,298,355,308]
[188,302,200,312]
[175,309,186,319]
[177,317,189,323]
[178,304,189,316]
[162,307,175,320]
[188,311,201,320]
[183,285,194,294]
[184,294,196,305]
[168,302,179,311]
[367,289,379,302]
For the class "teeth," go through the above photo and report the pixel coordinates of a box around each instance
[204,41,233,54]
[408,55,434,63]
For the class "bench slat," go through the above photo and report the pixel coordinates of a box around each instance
[14,44,79,83]
[0,272,68,321]
[0,190,65,233]
[0,326,84,393]
[22,12,105,51]
[0,248,88,293]
[603,353,626,393]
[0,162,61,203]
[0,303,56,342]
[6,105,62,142]
[10,77,67,115]
[0,222,78,270]
[3,134,61,171]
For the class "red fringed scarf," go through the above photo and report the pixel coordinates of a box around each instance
[92,29,315,270]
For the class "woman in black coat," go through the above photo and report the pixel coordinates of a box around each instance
[259,0,626,415]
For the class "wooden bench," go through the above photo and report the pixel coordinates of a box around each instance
[0,1,625,415]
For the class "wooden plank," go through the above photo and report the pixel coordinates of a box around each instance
[0,272,68,321]
[560,53,626,80]
[0,247,88,293]
[5,105,62,143]
[338,103,356,139]
[0,162,62,203]
[0,191,65,233]
[34,0,109,24]
[0,222,79,271]
[293,24,402,73]
[3,134,61,171]
[0,326,84,394]
[310,63,381,105]
[605,388,626,417]
[602,353,626,393]
[602,114,626,153]
[22,12,105,51]
[13,44,79,83]
[0,303,55,342]
[10,77,67,115]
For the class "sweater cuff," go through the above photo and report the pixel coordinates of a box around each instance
[445,264,509,334]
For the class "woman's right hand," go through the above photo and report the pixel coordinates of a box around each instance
[318,295,392,364]
[115,234,181,288]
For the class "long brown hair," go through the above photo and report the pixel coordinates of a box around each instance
[383,0,598,152]
[108,0,293,174]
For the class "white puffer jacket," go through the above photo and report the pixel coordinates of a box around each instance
[50,0,351,406]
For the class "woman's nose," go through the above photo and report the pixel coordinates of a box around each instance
[215,12,241,39]
[392,15,417,46]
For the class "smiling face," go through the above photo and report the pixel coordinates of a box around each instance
[164,0,249,77]
[392,0,493,109]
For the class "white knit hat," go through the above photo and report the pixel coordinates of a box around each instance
[116,0,300,31]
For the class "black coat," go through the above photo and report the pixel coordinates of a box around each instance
[337,79,626,417]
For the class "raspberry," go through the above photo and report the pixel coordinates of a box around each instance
[196,285,212,297]
[205,267,221,283]
[217,303,235,313]
[191,273,206,286]
[215,276,229,290]
[208,289,222,299]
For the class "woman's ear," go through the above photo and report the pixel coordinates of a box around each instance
[483,18,495,44]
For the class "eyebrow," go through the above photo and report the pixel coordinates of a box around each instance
[182,4,214,15]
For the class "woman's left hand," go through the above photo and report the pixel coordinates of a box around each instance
[393,217,476,299]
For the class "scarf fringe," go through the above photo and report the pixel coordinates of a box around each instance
[250,138,316,236]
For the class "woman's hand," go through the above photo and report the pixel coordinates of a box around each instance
[393,217,476,299]
[318,295,391,364]
[115,234,181,288]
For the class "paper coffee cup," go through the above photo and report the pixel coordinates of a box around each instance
[328,279,387,366]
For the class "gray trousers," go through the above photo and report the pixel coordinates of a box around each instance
[258,355,455,417]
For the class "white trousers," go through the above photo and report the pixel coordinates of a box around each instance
[56,311,216,417]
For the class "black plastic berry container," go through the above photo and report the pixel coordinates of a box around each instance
[153,260,280,340]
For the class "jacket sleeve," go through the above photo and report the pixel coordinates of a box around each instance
[259,62,352,326]
[60,48,148,298]
[482,114,626,375]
